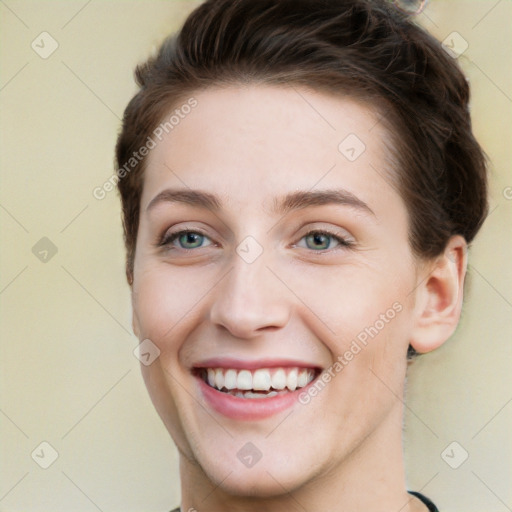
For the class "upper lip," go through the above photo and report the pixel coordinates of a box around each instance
[192,357,323,371]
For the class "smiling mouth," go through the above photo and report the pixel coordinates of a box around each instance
[195,367,319,399]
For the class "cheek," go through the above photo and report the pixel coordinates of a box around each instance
[132,264,213,351]
[280,258,415,350]
[132,263,191,344]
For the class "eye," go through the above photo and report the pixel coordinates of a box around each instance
[161,230,213,250]
[296,230,352,251]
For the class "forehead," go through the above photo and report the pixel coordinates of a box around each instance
[141,84,400,217]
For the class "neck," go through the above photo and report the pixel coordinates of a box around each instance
[178,402,427,512]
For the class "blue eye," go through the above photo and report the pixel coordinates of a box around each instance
[299,230,351,251]
[160,229,351,253]
[163,230,212,250]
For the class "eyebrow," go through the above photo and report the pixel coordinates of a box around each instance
[146,188,222,213]
[146,187,374,216]
[272,189,374,216]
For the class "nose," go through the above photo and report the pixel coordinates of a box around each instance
[209,254,291,339]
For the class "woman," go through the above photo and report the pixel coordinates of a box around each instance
[115,0,488,510]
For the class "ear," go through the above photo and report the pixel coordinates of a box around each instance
[409,235,468,353]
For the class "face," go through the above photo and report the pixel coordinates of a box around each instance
[132,84,421,497]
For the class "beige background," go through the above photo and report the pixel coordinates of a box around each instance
[0,1,510,511]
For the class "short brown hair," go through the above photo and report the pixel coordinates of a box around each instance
[116,0,488,285]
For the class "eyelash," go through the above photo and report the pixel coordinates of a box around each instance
[159,230,212,250]
[159,228,353,253]
[299,230,354,251]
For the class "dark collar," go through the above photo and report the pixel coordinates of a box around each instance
[408,490,440,511]
[170,491,439,512]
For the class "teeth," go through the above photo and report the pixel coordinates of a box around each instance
[271,368,287,390]
[253,369,272,391]
[214,368,224,390]
[237,370,253,390]
[201,366,317,395]
[297,369,308,388]
[224,369,237,390]
[230,390,283,399]
[242,391,272,399]
[287,368,298,391]
[207,368,215,387]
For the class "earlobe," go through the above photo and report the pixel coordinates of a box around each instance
[409,235,468,354]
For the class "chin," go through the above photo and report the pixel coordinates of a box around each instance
[207,465,306,498]
[193,447,317,499]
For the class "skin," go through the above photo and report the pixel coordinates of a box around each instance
[131,84,467,512]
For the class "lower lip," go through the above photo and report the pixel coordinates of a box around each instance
[196,376,313,420]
